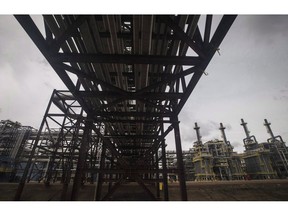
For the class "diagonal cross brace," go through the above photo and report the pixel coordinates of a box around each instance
[159,15,205,58]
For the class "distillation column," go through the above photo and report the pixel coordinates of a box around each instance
[264,119,288,177]
[219,123,244,180]
[241,119,275,179]
[241,118,258,151]
[192,123,214,181]
[219,123,229,145]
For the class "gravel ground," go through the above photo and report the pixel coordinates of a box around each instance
[1,179,288,201]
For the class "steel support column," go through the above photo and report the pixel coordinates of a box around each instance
[155,150,160,199]
[161,133,169,201]
[61,116,83,200]
[44,115,68,186]
[14,90,56,201]
[95,145,106,201]
[172,116,187,201]
[108,158,115,193]
[70,117,93,200]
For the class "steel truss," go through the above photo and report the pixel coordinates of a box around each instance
[14,15,236,200]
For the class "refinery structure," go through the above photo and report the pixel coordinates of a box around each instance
[1,117,288,194]
[1,15,288,201]
[165,119,288,182]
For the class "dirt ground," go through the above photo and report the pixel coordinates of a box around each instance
[168,180,288,201]
[0,179,288,201]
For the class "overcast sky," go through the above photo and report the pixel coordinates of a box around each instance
[1,15,288,153]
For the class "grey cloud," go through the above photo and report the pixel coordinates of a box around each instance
[43,81,53,88]
[217,122,232,131]
[200,121,221,137]
[231,141,242,148]
[247,15,288,39]
[225,123,232,130]
[33,58,49,68]
[179,107,228,144]
[0,16,48,81]
[256,15,288,30]
[276,96,288,101]
[179,112,197,143]
[40,59,49,66]
[208,120,219,128]
[182,131,196,143]
[182,120,221,141]
[180,118,234,148]
[274,87,288,101]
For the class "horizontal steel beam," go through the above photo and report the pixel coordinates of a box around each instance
[102,178,164,183]
[93,111,173,118]
[78,91,183,100]
[116,145,151,150]
[89,168,178,174]
[46,114,172,124]
[98,31,182,40]
[105,135,158,139]
[51,53,201,65]
[93,118,172,124]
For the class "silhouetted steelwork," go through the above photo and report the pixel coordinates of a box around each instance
[14,15,236,200]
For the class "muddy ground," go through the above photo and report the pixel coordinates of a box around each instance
[0,179,288,201]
